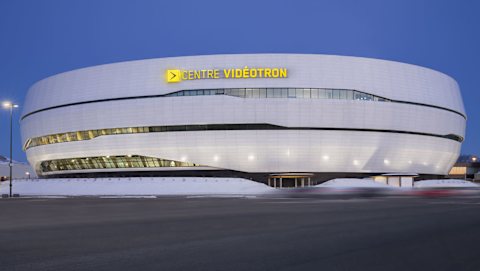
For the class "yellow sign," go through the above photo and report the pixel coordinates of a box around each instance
[165,67,288,83]
[166,69,181,83]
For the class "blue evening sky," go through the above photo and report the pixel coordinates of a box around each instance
[0,0,478,162]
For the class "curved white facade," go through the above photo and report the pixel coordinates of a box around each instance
[21,54,466,180]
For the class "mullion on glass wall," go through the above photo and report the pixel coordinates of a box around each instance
[39,155,202,173]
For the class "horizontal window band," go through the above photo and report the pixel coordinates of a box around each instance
[24,123,464,151]
[21,87,466,120]
[40,155,203,173]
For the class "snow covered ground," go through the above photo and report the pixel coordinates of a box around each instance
[414,179,479,188]
[1,177,477,197]
[317,178,391,188]
[0,177,274,196]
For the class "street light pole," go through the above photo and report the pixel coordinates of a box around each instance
[9,105,12,197]
[3,102,18,197]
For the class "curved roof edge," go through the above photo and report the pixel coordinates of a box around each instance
[27,53,459,89]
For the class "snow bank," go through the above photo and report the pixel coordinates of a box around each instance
[414,179,479,188]
[317,178,390,188]
[0,177,274,196]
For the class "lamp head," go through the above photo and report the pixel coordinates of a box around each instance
[2,102,18,109]
[2,101,12,108]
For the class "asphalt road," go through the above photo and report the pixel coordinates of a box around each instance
[1,196,480,271]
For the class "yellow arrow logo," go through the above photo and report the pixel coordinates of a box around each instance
[166,70,181,83]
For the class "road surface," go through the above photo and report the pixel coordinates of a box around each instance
[1,196,479,270]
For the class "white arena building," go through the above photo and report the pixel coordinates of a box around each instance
[20,54,466,185]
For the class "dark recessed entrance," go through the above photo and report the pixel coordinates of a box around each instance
[268,173,314,188]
